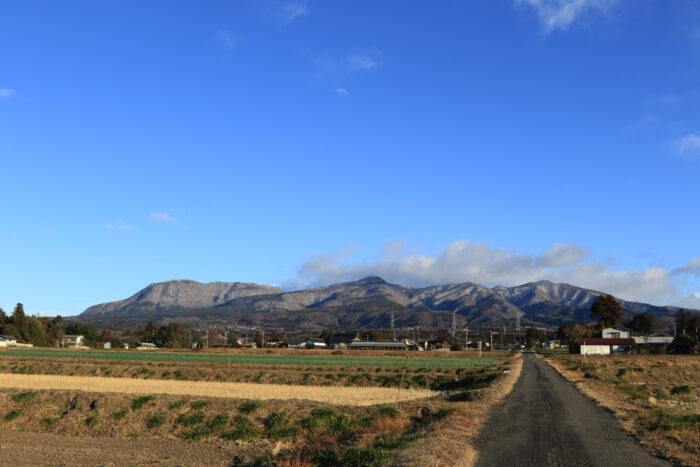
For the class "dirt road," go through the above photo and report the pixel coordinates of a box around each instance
[475,353,670,467]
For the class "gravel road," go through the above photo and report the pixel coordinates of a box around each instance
[475,353,670,467]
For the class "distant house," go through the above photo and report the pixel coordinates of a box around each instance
[425,339,450,351]
[61,335,85,348]
[136,342,157,350]
[328,333,362,349]
[0,335,18,347]
[602,327,630,339]
[632,334,674,345]
[304,338,327,349]
[577,337,635,355]
[96,341,112,349]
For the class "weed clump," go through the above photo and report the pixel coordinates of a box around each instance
[167,399,183,410]
[85,415,100,427]
[177,412,205,427]
[375,406,400,419]
[239,400,263,414]
[207,413,231,431]
[12,391,38,404]
[131,395,155,410]
[190,400,208,410]
[41,417,58,428]
[670,385,693,396]
[183,426,212,441]
[265,411,299,439]
[146,413,166,429]
[112,409,128,421]
[221,415,260,441]
[4,409,24,422]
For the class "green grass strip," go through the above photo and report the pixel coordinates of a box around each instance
[2,349,503,369]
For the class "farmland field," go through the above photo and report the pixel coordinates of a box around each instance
[0,348,519,466]
[1,347,501,368]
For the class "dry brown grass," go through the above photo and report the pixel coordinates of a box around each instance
[394,354,524,467]
[541,353,700,467]
[0,373,435,406]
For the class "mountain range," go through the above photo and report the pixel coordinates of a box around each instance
[76,277,690,331]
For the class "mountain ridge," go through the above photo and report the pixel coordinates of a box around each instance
[77,277,692,330]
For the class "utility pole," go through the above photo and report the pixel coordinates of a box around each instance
[478,341,482,358]
[490,331,494,351]
[262,329,265,348]
[206,328,209,348]
[464,326,469,351]
[391,313,396,341]
[224,330,228,347]
[451,310,456,337]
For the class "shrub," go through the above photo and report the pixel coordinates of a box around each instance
[313,448,341,466]
[654,414,700,431]
[40,417,58,428]
[329,414,350,434]
[239,400,262,414]
[131,395,155,410]
[85,415,100,427]
[112,409,128,421]
[342,446,388,467]
[177,412,205,427]
[354,415,375,428]
[265,411,299,439]
[190,400,208,410]
[375,406,399,418]
[12,391,38,404]
[300,415,319,431]
[311,408,338,421]
[221,416,260,441]
[670,385,693,396]
[183,426,212,441]
[146,413,166,429]
[207,413,231,431]
[373,437,406,450]
[167,399,183,410]
[4,409,23,422]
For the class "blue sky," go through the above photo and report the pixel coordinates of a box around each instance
[1,0,699,316]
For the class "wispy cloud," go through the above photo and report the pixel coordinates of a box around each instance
[262,0,309,25]
[312,52,381,77]
[150,212,177,223]
[0,88,18,98]
[336,88,348,96]
[217,29,237,49]
[290,238,700,308]
[673,132,700,157]
[515,0,617,34]
[103,222,135,232]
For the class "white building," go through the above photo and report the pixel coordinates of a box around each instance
[61,335,85,348]
[601,327,630,339]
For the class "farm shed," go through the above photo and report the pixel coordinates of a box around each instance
[61,335,85,348]
[576,337,635,355]
[348,340,408,351]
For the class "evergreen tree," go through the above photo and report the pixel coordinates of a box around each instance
[0,306,6,322]
[12,303,26,328]
[590,295,623,328]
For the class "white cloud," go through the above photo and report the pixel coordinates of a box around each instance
[312,52,381,76]
[279,1,308,23]
[291,238,698,307]
[103,222,135,232]
[150,212,176,223]
[336,88,348,96]
[675,258,700,276]
[348,55,378,71]
[217,29,236,49]
[515,0,616,34]
[263,0,308,25]
[674,132,700,156]
[0,88,18,98]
